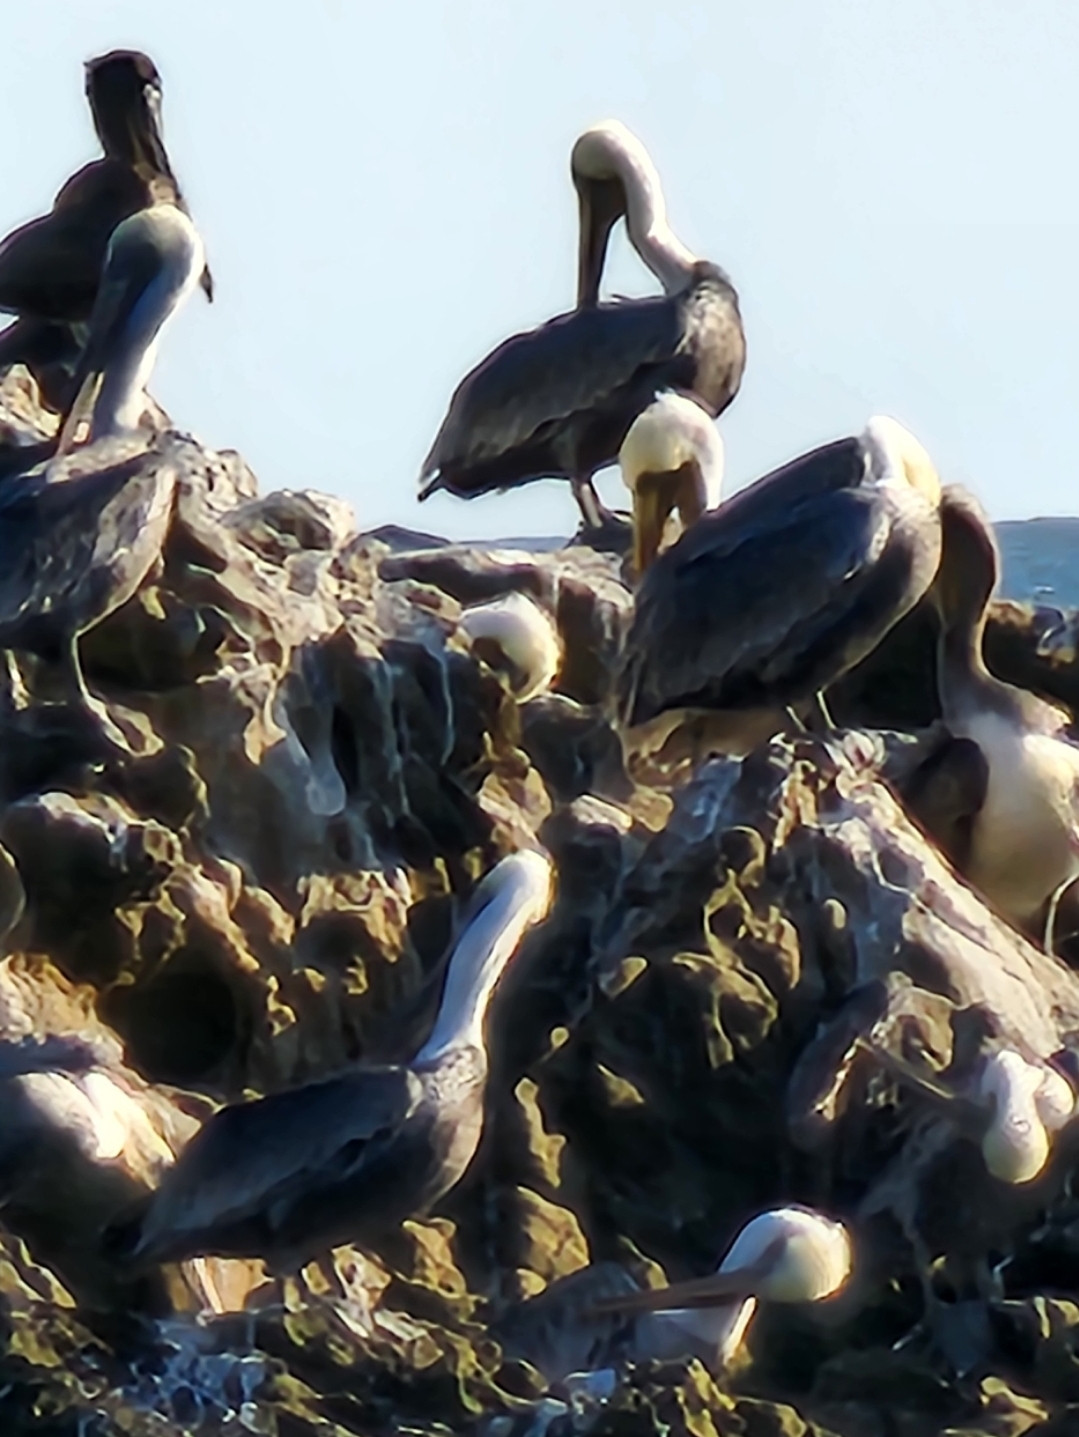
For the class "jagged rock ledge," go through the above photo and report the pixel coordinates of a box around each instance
[2,372,1079,1435]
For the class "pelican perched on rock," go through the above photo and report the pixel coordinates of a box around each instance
[0,202,203,736]
[460,592,562,702]
[419,121,745,536]
[107,852,554,1309]
[619,391,724,576]
[929,487,1079,944]
[586,1206,852,1366]
[0,841,238,1313]
[57,202,204,451]
[0,49,211,409]
[617,417,943,759]
[860,1031,1076,1184]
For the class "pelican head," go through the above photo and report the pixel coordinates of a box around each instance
[460,592,562,702]
[585,1205,850,1366]
[979,1049,1073,1184]
[85,50,169,177]
[861,416,941,506]
[571,120,696,305]
[932,485,1000,642]
[717,1206,853,1305]
[621,392,724,576]
[57,204,205,455]
[416,849,555,1061]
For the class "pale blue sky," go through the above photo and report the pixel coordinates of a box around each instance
[5,1,1078,537]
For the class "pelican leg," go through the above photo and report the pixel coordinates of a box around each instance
[806,691,836,732]
[571,477,608,530]
[63,632,130,753]
[785,707,808,733]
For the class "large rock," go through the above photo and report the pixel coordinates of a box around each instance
[3,374,1079,1435]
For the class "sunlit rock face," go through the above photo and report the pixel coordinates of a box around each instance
[3,368,1079,1436]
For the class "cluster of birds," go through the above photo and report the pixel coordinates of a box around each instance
[0,44,1077,1385]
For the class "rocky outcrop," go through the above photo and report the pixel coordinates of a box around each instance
[2,371,1079,1436]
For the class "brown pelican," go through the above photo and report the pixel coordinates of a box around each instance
[619,391,724,576]
[418,121,745,536]
[859,1032,1075,1184]
[107,852,554,1309]
[586,1206,852,1365]
[0,841,235,1312]
[0,202,204,736]
[930,487,1079,944]
[0,49,211,409]
[617,417,943,757]
[460,592,562,701]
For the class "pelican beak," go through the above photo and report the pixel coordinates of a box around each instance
[632,465,701,576]
[587,1266,761,1317]
[576,176,625,308]
[632,474,674,576]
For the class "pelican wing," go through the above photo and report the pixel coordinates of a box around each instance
[0,162,145,321]
[0,456,148,637]
[420,293,686,492]
[620,476,919,724]
[133,1066,423,1258]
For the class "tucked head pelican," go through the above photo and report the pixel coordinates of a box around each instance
[419,123,744,536]
[589,1206,852,1366]
[460,592,562,702]
[620,391,724,576]
[860,1031,1076,1184]
[108,852,555,1315]
[617,416,943,755]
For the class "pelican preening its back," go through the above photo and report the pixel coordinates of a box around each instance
[110,850,554,1276]
[419,121,745,534]
[588,1206,852,1366]
[617,417,943,753]
[0,49,210,409]
[930,487,1079,941]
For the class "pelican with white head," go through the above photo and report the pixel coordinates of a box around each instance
[620,391,724,576]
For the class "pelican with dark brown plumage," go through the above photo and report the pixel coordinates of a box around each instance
[418,121,745,536]
[0,49,211,409]
[105,852,554,1315]
[617,417,945,761]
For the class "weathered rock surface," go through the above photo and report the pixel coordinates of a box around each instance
[2,372,1079,1435]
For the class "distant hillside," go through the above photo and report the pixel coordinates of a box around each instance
[997,517,1079,607]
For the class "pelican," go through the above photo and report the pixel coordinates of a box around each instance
[617,417,943,758]
[930,486,1079,944]
[859,1033,1075,1184]
[0,49,211,409]
[0,202,204,735]
[619,391,724,576]
[586,1206,852,1367]
[107,852,554,1312]
[418,121,745,535]
[460,592,562,702]
[0,841,233,1312]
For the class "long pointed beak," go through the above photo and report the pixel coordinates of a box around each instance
[632,473,680,577]
[855,1038,985,1127]
[587,1266,760,1317]
[576,182,619,308]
